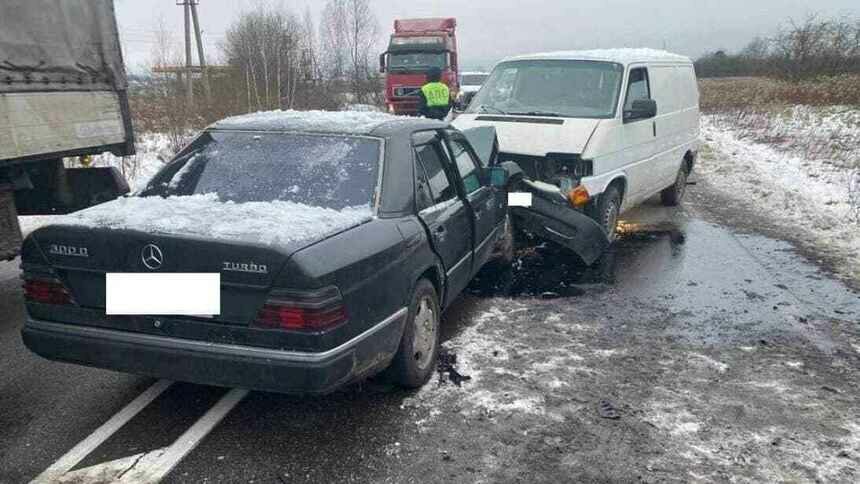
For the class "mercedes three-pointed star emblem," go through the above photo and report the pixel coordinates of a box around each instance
[141,244,164,270]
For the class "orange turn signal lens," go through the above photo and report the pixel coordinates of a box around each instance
[568,186,590,207]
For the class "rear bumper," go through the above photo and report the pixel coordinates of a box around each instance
[22,308,407,395]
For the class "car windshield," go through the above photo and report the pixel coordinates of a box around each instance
[141,131,381,210]
[389,52,447,72]
[465,60,624,118]
[461,74,489,86]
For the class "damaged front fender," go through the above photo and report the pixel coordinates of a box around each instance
[511,192,609,265]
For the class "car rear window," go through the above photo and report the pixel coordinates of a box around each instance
[142,131,381,210]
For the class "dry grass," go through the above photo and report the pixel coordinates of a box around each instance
[699,75,860,113]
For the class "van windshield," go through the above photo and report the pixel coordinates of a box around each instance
[465,60,624,119]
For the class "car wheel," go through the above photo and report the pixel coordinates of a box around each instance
[661,165,688,206]
[385,278,440,388]
[594,186,621,242]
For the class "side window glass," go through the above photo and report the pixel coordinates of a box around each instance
[448,138,482,194]
[624,67,650,111]
[414,159,434,211]
[415,143,456,204]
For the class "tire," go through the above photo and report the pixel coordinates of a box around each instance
[385,278,441,388]
[591,185,622,242]
[661,164,688,206]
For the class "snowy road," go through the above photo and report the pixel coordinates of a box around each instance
[1,177,859,482]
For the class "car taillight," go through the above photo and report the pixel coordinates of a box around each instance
[253,286,348,332]
[23,276,74,305]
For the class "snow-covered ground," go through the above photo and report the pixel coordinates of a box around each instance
[699,106,860,280]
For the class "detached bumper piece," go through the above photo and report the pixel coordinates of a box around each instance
[23,308,407,395]
[512,194,609,265]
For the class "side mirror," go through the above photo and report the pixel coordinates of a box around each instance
[379,53,387,73]
[488,166,509,188]
[623,98,657,122]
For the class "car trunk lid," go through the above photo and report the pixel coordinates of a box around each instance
[30,225,307,325]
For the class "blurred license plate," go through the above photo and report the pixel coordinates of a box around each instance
[106,273,221,316]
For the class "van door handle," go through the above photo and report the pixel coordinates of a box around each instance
[652,121,657,137]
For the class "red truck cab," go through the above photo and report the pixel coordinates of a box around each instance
[379,18,459,116]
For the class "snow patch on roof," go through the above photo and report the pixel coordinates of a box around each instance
[506,48,691,64]
[54,193,372,249]
[211,109,411,134]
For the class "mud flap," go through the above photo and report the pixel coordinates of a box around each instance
[511,194,609,265]
[0,189,22,261]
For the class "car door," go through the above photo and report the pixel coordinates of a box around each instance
[443,130,499,273]
[413,133,474,303]
[620,65,660,202]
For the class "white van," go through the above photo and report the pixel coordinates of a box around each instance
[453,49,700,252]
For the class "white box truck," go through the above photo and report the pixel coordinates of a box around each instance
[1,0,133,260]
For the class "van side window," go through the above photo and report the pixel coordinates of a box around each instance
[624,67,651,111]
[415,142,456,204]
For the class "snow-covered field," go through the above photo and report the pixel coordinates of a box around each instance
[699,105,860,280]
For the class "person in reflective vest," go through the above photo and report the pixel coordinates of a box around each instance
[418,67,451,120]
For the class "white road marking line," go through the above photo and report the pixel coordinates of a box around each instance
[30,379,173,484]
[117,388,249,483]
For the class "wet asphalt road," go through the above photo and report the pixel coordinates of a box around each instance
[1,180,859,483]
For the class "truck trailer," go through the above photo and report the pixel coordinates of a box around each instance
[0,0,133,261]
[379,18,460,116]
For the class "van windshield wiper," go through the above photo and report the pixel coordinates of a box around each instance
[476,105,509,115]
[508,111,564,117]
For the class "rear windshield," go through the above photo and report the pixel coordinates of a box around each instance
[141,131,381,210]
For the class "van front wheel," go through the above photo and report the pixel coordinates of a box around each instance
[592,186,621,242]
[661,166,688,206]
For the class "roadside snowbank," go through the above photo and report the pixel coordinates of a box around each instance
[53,193,372,248]
[700,107,860,278]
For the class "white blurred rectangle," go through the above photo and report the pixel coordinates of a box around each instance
[508,192,533,207]
[106,273,220,316]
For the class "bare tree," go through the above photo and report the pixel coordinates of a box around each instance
[319,0,380,104]
[222,6,303,112]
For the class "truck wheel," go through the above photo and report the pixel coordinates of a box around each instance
[385,278,440,388]
[593,186,621,242]
[661,165,688,206]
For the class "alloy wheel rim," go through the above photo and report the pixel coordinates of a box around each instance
[413,297,437,370]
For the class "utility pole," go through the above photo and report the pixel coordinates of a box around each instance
[182,0,193,104]
[189,1,211,100]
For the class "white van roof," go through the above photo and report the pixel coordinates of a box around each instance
[504,48,692,66]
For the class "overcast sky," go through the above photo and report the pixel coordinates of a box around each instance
[115,0,859,71]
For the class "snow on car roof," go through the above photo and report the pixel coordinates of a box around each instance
[211,109,415,135]
[504,48,691,65]
[58,193,373,250]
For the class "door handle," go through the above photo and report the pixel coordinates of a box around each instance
[435,225,446,233]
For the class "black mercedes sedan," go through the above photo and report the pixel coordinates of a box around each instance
[20,111,515,394]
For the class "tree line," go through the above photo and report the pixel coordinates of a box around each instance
[695,15,860,80]
[136,0,382,135]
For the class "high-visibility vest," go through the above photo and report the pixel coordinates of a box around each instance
[421,82,450,108]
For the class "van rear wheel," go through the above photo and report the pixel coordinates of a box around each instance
[661,166,688,206]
